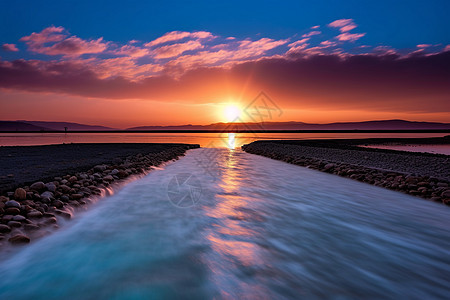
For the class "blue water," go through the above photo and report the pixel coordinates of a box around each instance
[0,148,449,299]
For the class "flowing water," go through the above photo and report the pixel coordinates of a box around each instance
[0,148,449,299]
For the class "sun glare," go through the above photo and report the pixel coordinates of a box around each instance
[224,105,241,122]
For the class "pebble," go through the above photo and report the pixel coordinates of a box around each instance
[45,183,57,193]
[7,221,22,227]
[41,191,54,199]
[70,194,83,200]
[59,185,71,193]
[442,190,450,198]
[30,181,46,191]
[5,208,20,215]
[54,209,72,219]
[8,234,30,244]
[12,215,26,222]
[68,176,78,183]
[5,200,20,208]
[0,224,11,233]
[103,175,114,182]
[14,188,27,200]
[52,200,64,208]
[27,211,43,218]
[24,224,40,231]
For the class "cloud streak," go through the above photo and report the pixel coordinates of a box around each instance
[0,21,449,116]
[1,44,19,52]
[1,50,448,114]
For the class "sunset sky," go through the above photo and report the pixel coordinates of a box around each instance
[1,0,449,128]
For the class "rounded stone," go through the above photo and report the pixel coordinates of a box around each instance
[70,193,83,200]
[7,221,22,227]
[52,200,64,208]
[12,215,26,222]
[5,207,20,215]
[8,234,30,244]
[68,176,78,183]
[441,190,450,199]
[14,188,27,200]
[45,183,57,193]
[0,224,11,233]
[30,181,46,191]
[27,211,43,218]
[5,200,20,208]
[103,175,114,182]
[24,224,40,231]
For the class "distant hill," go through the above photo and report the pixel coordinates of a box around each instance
[22,121,116,131]
[0,121,50,131]
[0,121,116,131]
[128,120,450,131]
[1,119,449,132]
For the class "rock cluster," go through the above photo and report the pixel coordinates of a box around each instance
[0,144,198,246]
[242,142,450,205]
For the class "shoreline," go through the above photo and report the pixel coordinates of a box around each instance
[0,143,199,249]
[242,138,450,205]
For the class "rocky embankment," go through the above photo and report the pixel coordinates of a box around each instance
[242,141,450,205]
[0,143,199,246]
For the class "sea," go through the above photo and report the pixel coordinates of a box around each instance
[0,133,448,299]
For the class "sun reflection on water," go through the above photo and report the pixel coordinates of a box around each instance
[203,148,270,297]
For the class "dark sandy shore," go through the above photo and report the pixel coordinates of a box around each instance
[242,137,450,205]
[0,143,199,247]
[0,143,198,192]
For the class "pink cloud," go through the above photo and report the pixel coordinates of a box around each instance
[20,26,66,44]
[39,37,108,56]
[20,26,108,57]
[302,31,321,38]
[311,25,320,29]
[2,51,449,117]
[328,19,357,32]
[84,57,162,80]
[417,44,431,48]
[112,45,149,57]
[287,43,309,54]
[238,38,288,54]
[1,44,19,52]
[340,24,357,32]
[288,38,310,48]
[162,38,288,75]
[144,31,214,47]
[336,32,365,42]
[320,40,338,47]
[371,46,398,56]
[445,45,450,51]
[153,40,204,59]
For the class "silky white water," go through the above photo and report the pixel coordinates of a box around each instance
[0,148,449,299]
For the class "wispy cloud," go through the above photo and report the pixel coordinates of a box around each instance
[153,40,204,59]
[336,32,365,42]
[302,31,321,38]
[328,19,356,32]
[1,43,19,52]
[20,26,108,57]
[111,45,149,57]
[1,19,449,105]
[144,31,214,47]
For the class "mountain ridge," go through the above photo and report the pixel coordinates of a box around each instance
[1,119,449,131]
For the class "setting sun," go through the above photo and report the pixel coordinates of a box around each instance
[224,105,241,122]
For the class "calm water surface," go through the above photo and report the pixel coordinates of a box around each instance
[0,132,447,148]
[0,148,448,299]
